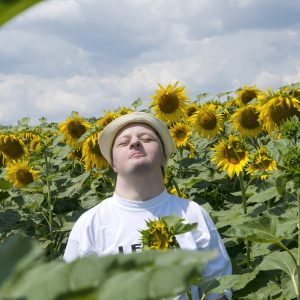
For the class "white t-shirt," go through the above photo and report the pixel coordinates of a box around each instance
[64,189,232,300]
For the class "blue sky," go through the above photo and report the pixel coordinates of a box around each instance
[1,0,300,125]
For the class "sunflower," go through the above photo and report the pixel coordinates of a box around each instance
[231,105,262,137]
[0,134,28,161]
[186,103,198,117]
[150,81,189,123]
[258,92,300,134]
[140,218,178,250]
[5,160,40,188]
[189,104,224,138]
[82,131,109,171]
[185,142,196,159]
[169,123,191,148]
[246,145,277,180]
[67,147,83,161]
[29,136,43,154]
[212,135,249,178]
[117,107,133,116]
[18,131,39,145]
[235,85,262,107]
[96,111,120,129]
[59,114,91,147]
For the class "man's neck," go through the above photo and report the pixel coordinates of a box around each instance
[114,172,165,201]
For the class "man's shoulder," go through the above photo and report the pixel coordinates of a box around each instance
[76,195,114,223]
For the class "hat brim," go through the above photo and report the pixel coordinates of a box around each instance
[98,112,175,165]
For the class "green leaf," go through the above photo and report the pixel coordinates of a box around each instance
[161,213,197,235]
[0,235,43,289]
[131,97,143,110]
[224,215,283,243]
[259,249,298,298]
[0,0,43,27]
[0,178,13,190]
[247,187,278,203]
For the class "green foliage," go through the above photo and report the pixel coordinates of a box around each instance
[0,235,215,300]
[0,0,43,27]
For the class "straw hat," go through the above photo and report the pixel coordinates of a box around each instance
[98,112,175,165]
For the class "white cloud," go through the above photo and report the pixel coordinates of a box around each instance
[0,0,300,125]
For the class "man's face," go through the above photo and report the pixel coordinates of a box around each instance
[111,123,166,176]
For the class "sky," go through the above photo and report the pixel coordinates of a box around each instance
[0,0,300,125]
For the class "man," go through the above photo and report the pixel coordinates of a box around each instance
[64,112,232,300]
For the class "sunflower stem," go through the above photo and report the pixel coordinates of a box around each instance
[238,173,247,215]
[179,148,183,178]
[44,148,54,259]
[238,173,251,267]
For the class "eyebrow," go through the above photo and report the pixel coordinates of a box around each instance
[117,132,156,139]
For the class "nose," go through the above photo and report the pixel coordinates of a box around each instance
[129,138,141,149]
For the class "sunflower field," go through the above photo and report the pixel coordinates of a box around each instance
[0,81,300,300]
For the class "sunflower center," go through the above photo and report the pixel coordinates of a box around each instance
[241,90,257,104]
[67,121,86,138]
[238,108,260,129]
[187,106,197,117]
[175,129,187,140]
[199,111,217,130]
[158,93,180,114]
[225,142,246,164]
[254,157,273,169]
[269,101,292,125]
[16,169,33,185]
[1,139,25,159]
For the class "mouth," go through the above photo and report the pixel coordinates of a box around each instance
[130,152,144,158]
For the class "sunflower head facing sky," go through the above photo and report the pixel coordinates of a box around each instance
[258,92,300,134]
[212,135,249,178]
[140,218,178,250]
[231,105,262,137]
[189,103,224,138]
[246,145,277,180]
[170,122,191,148]
[59,113,91,147]
[150,81,189,123]
[82,131,109,171]
[0,134,28,161]
[235,85,262,107]
[5,160,40,188]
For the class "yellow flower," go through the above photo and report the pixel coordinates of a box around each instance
[150,81,189,123]
[170,123,191,148]
[0,134,28,161]
[59,114,91,147]
[140,218,178,250]
[29,136,43,154]
[212,135,249,178]
[17,131,39,145]
[67,147,83,161]
[117,107,133,115]
[186,103,198,117]
[231,105,262,137]
[96,111,120,129]
[82,131,109,171]
[5,160,40,188]
[258,92,300,134]
[189,104,224,138]
[235,85,262,107]
[246,145,277,180]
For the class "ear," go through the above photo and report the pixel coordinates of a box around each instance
[111,161,117,172]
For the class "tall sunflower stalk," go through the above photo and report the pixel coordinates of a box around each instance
[44,148,54,258]
[212,135,252,267]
